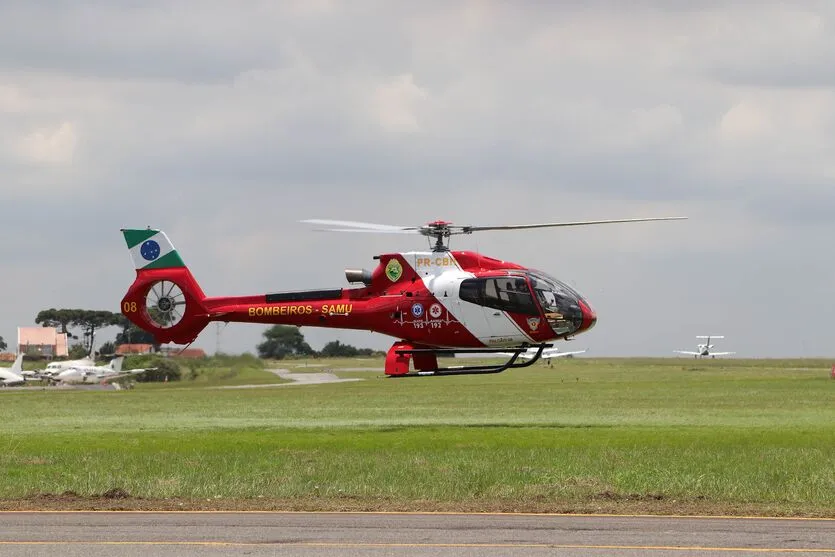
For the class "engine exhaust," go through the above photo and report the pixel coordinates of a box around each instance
[345,268,373,285]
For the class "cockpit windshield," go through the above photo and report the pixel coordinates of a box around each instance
[527,271,584,335]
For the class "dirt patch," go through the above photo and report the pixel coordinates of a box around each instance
[101,488,131,499]
[596,491,665,501]
[0,496,830,517]
[23,488,136,506]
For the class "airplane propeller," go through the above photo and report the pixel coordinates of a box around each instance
[302,216,687,251]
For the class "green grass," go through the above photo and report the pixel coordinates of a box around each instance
[1,357,833,515]
[158,357,288,388]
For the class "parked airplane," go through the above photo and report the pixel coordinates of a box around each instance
[48,357,155,385]
[0,354,26,386]
[674,336,735,359]
[37,356,96,378]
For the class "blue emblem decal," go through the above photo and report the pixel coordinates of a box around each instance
[140,239,161,261]
[411,303,424,318]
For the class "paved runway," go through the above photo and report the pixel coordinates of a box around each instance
[212,368,364,389]
[0,383,117,392]
[1,512,832,556]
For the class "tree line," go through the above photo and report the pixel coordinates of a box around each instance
[4,309,378,361]
[257,325,381,359]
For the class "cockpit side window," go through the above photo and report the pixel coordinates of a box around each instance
[459,277,539,315]
[459,279,481,306]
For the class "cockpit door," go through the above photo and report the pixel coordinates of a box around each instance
[480,276,537,344]
[456,276,549,346]
[453,278,495,345]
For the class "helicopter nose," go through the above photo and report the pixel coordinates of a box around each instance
[578,299,597,332]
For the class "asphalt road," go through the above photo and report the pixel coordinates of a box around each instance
[1,512,832,556]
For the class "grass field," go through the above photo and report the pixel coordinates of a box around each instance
[0,356,833,515]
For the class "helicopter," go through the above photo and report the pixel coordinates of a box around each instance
[119,216,686,377]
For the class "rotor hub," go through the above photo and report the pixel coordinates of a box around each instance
[419,220,468,251]
[157,296,174,312]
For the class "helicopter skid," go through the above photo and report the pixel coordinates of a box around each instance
[385,342,552,377]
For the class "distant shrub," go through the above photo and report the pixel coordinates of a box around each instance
[319,340,377,358]
[125,355,182,382]
[210,353,263,368]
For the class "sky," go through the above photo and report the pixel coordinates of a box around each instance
[1,1,834,358]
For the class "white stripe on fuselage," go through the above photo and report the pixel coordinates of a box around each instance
[400,252,534,347]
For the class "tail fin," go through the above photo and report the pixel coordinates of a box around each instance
[9,353,23,374]
[120,228,211,345]
[123,229,186,270]
[109,356,125,372]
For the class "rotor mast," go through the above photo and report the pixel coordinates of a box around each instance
[422,220,456,252]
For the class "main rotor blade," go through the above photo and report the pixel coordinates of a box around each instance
[301,219,418,232]
[463,216,687,233]
[309,228,419,234]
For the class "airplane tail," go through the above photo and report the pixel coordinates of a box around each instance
[120,229,211,345]
[9,353,23,374]
[696,335,723,347]
[108,356,125,372]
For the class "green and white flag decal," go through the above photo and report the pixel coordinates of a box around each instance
[122,229,185,270]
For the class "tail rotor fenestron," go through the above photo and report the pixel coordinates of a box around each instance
[144,280,187,329]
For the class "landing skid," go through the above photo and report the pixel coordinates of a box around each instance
[385,343,552,377]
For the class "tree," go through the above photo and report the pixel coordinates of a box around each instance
[35,308,124,356]
[257,326,314,359]
[114,316,160,352]
[35,308,81,339]
[98,341,116,356]
[0,335,6,352]
[72,310,124,356]
[319,340,375,358]
[68,344,88,359]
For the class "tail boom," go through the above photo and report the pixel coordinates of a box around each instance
[122,273,388,345]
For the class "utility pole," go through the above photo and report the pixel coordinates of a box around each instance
[215,322,222,355]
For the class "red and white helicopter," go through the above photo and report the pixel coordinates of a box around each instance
[120,217,685,377]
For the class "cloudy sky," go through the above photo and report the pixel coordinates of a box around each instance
[2,1,834,358]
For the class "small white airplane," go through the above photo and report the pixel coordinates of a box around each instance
[674,335,735,359]
[37,355,97,378]
[0,354,27,386]
[499,347,587,366]
[49,356,155,385]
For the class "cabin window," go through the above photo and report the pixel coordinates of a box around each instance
[459,277,539,315]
